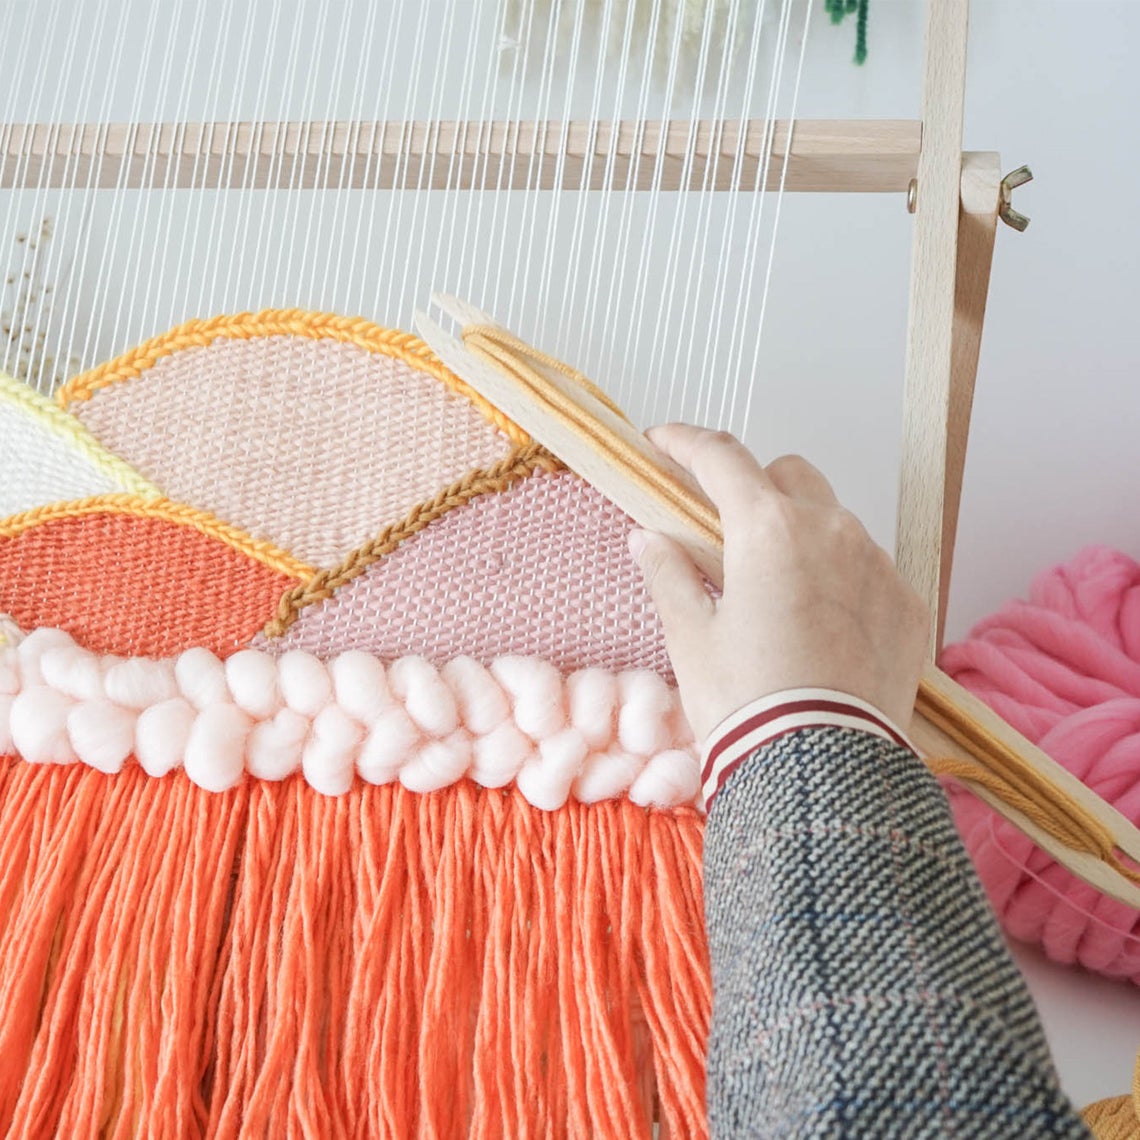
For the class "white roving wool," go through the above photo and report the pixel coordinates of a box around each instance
[277,650,333,717]
[135,698,197,778]
[1,625,700,808]
[184,704,252,793]
[226,649,284,718]
[67,698,136,774]
[10,685,78,764]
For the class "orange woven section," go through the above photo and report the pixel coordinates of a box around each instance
[56,310,530,446]
[0,496,314,580]
[0,511,296,657]
[0,762,711,1138]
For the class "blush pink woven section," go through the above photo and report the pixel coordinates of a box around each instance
[73,336,512,568]
[253,469,674,679]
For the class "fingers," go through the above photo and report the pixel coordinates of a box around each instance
[645,423,775,519]
[627,528,714,638]
[647,424,839,511]
[764,454,838,505]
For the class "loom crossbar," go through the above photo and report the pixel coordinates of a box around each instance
[0,118,921,193]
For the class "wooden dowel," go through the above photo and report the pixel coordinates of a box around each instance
[0,118,920,193]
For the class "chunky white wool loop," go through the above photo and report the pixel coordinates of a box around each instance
[567,668,618,748]
[470,720,532,788]
[16,627,78,686]
[104,657,178,709]
[246,707,308,782]
[400,730,472,794]
[68,698,136,774]
[574,748,646,805]
[492,657,566,740]
[176,648,229,710]
[629,749,703,809]
[0,650,20,696]
[617,671,676,756]
[442,656,510,735]
[389,656,458,738]
[303,705,363,796]
[277,650,332,716]
[10,685,78,764]
[226,649,284,719]
[0,615,26,649]
[330,650,390,726]
[184,704,250,793]
[0,694,15,753]
[0,625,700,808]
[517,728,589,811]
[135,698,196,778]
[357,706,421,786]
[40,646,104,701]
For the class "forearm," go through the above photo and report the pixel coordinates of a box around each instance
[703,722,1091,1139]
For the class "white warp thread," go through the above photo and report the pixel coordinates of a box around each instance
[0,625,700,809]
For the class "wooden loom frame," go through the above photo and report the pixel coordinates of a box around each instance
[3,0,1139,902]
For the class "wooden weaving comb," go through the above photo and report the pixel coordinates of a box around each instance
[416,293,1140,908]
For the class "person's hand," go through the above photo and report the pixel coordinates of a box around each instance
[627,424,929,742]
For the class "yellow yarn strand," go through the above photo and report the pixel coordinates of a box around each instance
[56,310,531,446]
[1,372,162,499]
[919,684,1140,888]
[0,496,315,581]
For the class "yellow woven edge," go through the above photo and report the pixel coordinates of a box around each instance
[0,495,315,581]
[55,310,531,446]
[1,371,163,499]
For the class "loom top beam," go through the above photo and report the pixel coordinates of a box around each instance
[0,118,922,194]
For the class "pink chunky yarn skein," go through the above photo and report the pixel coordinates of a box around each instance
[941,546,1140,983]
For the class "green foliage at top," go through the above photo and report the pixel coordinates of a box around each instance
[825,0,869,64]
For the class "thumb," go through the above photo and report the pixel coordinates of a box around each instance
[627,529,713,639]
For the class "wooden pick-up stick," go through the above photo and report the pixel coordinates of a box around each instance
[415,294,1140,908]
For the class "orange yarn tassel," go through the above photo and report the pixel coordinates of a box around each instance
[0,759,710,1138]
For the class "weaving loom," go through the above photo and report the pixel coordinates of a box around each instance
[1,0,1138,1134]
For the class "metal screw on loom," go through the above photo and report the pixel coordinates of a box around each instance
[905,166,1032,231]
[998,165,1033,231]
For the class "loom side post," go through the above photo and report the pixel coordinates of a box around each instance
[896,0,972,657]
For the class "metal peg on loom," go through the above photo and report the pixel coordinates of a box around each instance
[415,292,1140,907]
[906,163,1032,230]
[999,164,1033,231]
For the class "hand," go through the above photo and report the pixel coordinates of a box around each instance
[628,424,930,742]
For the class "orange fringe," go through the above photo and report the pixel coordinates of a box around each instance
[0,758,710,1138]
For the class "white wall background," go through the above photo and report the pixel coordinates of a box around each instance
[949,0,1140,639]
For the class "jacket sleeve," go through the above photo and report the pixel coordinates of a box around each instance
[702,724,1093,1139]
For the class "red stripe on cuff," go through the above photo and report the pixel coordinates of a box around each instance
[702,698,908,785]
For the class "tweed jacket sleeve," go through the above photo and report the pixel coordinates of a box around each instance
[702,722,1093,1139]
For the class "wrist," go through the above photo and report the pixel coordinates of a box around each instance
[700,688,916,810]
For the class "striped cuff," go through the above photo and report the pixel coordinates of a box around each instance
[700,689,917,809]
